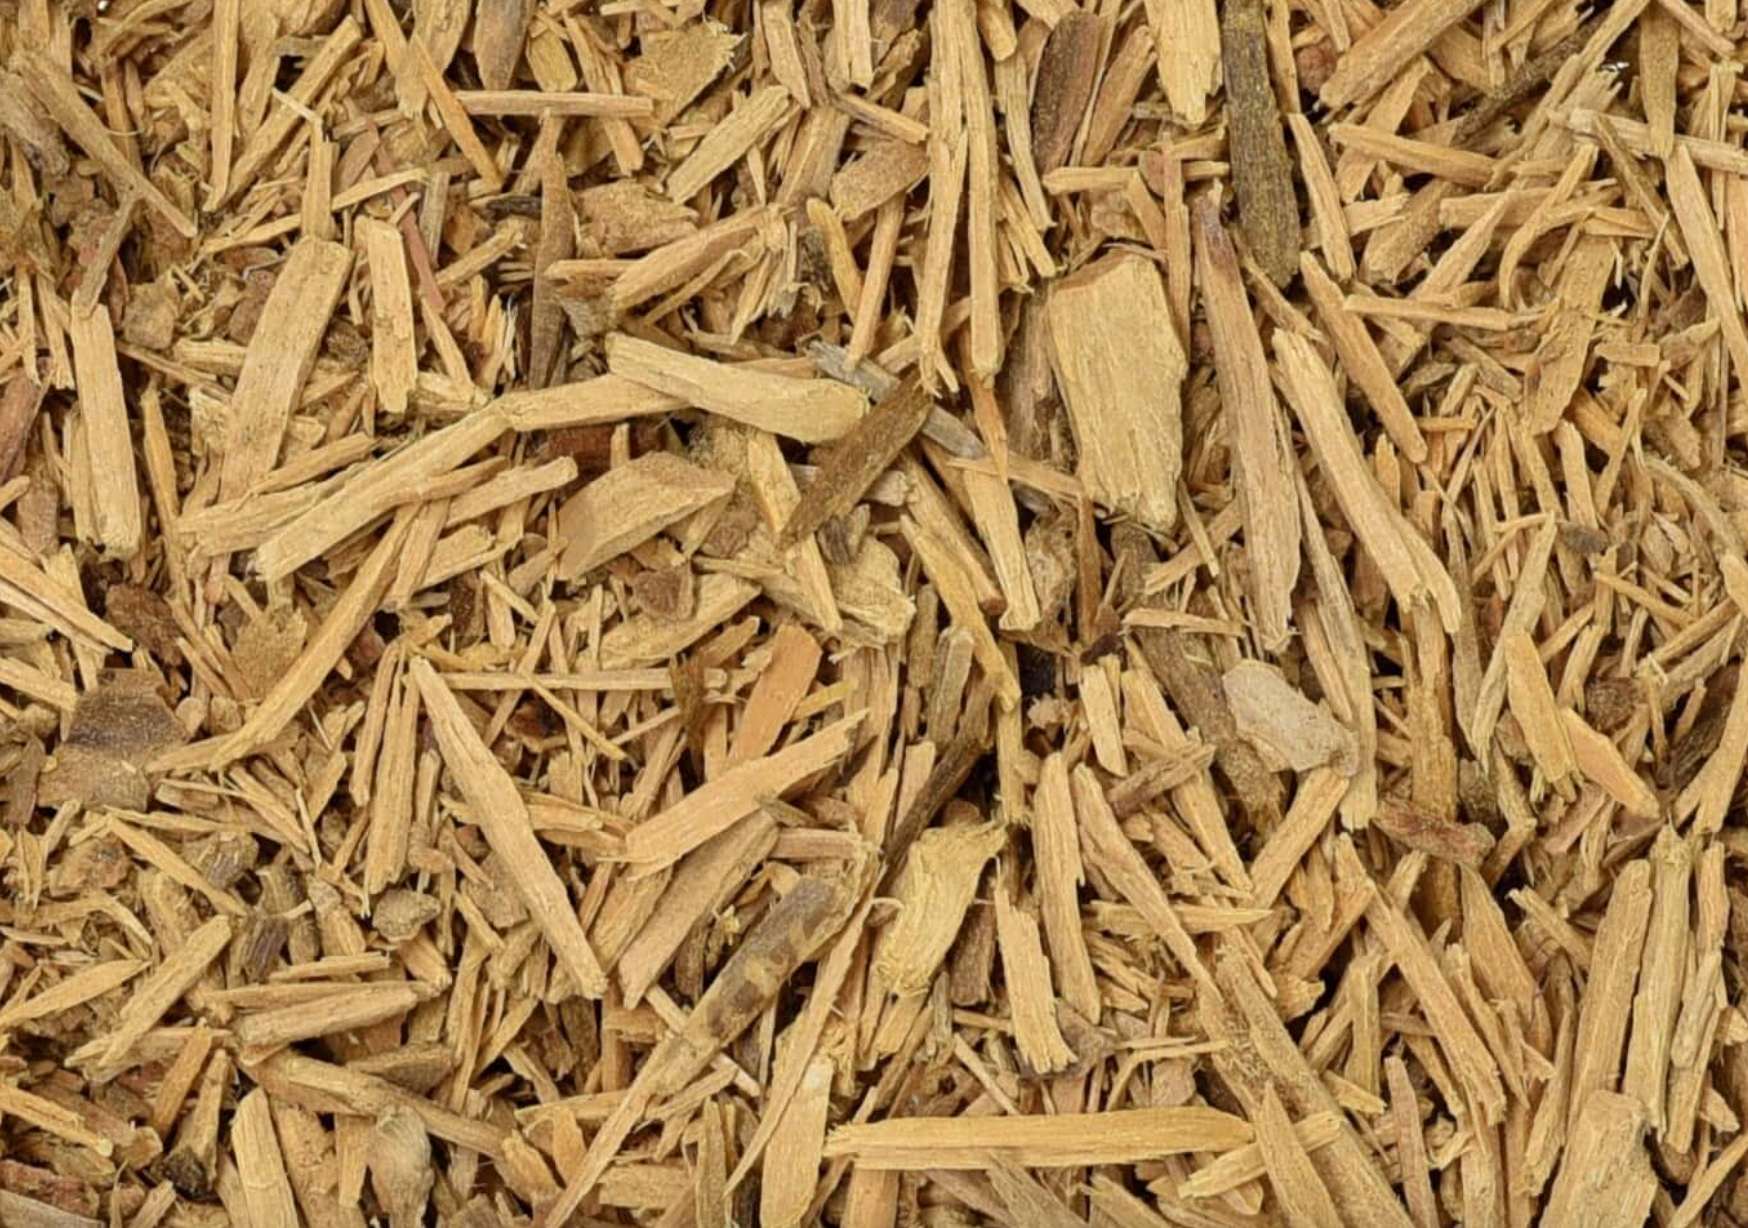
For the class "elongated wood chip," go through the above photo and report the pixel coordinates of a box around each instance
[411,657,607,998]
[824,1106,1253,1169]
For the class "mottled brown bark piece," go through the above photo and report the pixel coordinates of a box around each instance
[1220,0,1298,285]
[39,671,187,809]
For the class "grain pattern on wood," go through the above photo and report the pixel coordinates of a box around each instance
[1045,253,1184,532]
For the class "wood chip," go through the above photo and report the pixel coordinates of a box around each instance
[607,334,865,443]
[410,658,607,999]
[824,1107,1254,1169]
[1046,253,1185,532]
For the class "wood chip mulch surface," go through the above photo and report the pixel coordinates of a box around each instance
[4,0,1748,1225]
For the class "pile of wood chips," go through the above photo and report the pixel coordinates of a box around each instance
[12,0,1748,1222]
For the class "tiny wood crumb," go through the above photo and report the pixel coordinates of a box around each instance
[4,0,1748,1225]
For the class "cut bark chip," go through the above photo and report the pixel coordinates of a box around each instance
[8,0,1742,1223]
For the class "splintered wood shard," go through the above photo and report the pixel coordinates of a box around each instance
[68,304,142,560]
[621,713,865,869]
[360,218,416,418]
[555,452,733,578]
[876,821,1005,994]
[1545,1092,1658,1228]
[410,657,607,998]
[1274,331,1461,632]
[1194,198,1300,649]
[95,916,232,1071]
[606,333,866,442]
[1046,253,1184,532]
[824,1107,1254,1169]
[217,238,353,502]
[1318,0,1491,109]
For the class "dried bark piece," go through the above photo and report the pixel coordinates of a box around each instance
[1361,179,1454,285]
[599,572,760,668]
[1247,767,1347,909]
[529,147,575,390]
[829,140,930,221]
[39,671,187,810]
[616,813,778,1005]
[1219,0,1298,286]
[655,872,858,1093]
[576,181,697,255]
[0,374,43,482]
[1501,627,1577,783]
[472,0,535,90]
[1031,13,1103,174]
[625,21,742,125]
[232,603,309,701]
[236,984,429,1052]
[1641,3,1678,158]
[1374,797,1495,868]
[780,376,931,550]
[1137,630,1283,823]
[250,1051,506,1156]
[0,72,70,177]
[102,584,181,664]
[1046,253,1184,532]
